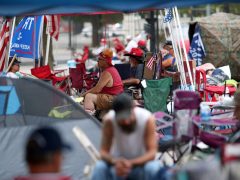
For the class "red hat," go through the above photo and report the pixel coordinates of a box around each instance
[99,48,113,65]
[100,38,107,44]
[124,48,143,57]
[138,40,146,47]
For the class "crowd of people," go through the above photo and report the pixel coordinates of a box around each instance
[2,35,240,179]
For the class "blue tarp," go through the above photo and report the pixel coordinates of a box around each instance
[0,86,20,115]
[0,0,239,16]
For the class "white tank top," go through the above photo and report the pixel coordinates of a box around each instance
[105,107,151,159]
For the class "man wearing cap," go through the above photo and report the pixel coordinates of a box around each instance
[81,48,123,115]
[6,57,22,79]
[122,48,144,87]
[91,93,161,180]
[138,40,148,54]
[15,126,71,180]
[161,41,177,71]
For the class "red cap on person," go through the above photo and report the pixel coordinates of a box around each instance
[124,48,143,57]
[138,40,146,47]
[99,48,113,66]
[100,38,107,45]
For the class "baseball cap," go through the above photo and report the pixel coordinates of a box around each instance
[26,126,71,155]
[8,57,21,66]
[112,94,134,121]
[164,40,172,46]
[99,48,113,66]
[124,48,143,58]
[138,40,146,47]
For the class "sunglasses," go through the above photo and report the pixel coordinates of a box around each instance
[98,57,105,62]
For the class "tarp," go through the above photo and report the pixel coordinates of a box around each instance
[0,0,239,16]
[0,77,101,179]
[197,12,240,80]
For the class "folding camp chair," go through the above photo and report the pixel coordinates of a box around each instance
[143,77,172,113]
[31,65,71,94]
[196,69,236,102]
[155,90,201,164]
[69,63,98,95]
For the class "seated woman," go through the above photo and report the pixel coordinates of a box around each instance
[6,57,23,79]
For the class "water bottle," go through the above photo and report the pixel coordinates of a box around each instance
[200,103,211,121]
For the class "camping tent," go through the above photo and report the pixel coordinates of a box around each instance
[0,77,101,179]
[195,12,240,80]
[0,0,240,16]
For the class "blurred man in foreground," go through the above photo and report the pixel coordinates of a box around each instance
[91,93,161,180]
[15,126,71,180]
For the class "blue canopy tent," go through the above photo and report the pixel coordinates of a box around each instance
[0,0,239,16]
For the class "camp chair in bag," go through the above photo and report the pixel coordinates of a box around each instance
[31,65,71,94]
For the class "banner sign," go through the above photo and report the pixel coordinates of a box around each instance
[10,16,43,60]
[189,25,206,66]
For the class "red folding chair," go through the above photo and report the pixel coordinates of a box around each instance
[196,69,236,102]
[31,65,70,94]
[69,63,98,94]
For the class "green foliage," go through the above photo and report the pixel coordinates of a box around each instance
[62,13,123,24]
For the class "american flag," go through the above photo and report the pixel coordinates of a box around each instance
[0,19,10,71]
[146,53,157,70]
[46,15,61,40]
[164,8,173,23]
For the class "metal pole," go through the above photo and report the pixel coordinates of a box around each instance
[45,34,51,65]
[150,11,155,52]
[5,17,16,70]
[174,7,194,88]
[156,10,160,52]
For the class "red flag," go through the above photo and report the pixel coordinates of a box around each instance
[0,19,10,71]
[46,15,61,40]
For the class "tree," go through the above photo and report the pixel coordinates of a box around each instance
[63,13,123,47]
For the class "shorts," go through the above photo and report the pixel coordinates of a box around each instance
[96,94,115,110]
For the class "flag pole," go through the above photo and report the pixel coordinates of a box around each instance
[5,17,16,71]
[174,7,194,89]
[170,8,187,88]
[45,34,51,65]
[164,9,186,87]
